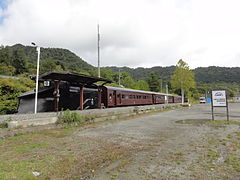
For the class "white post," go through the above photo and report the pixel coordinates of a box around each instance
[97,24,100,78]
[34,46,40,114]
[166,84,168,104]
[181,88,184,104]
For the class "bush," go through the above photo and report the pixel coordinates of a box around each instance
[57,109,84,125]
[0,77,35,114]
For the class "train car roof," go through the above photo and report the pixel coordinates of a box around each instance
[104,86,173,96]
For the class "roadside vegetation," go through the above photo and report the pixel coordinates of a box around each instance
[0,77,35,114]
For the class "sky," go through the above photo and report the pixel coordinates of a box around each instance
[0,0,240,69]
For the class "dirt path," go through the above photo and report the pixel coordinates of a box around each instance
[77,104,240,179]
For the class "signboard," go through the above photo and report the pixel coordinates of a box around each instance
[212,90,227,107]
[211,90,229,121]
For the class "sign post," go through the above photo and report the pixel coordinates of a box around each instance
[211,90,229,121]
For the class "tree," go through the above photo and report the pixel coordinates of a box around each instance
[0,77,35,114]
[146,72,161,92]
[134,80,150,91]
[170,59,196,103]
[12,49,27,74]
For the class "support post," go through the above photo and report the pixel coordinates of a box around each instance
[53,80,60,112]
[226,94,229,121]
[79,85,84,110]
[98,86,102,109]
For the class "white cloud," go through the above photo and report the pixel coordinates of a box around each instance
[0,0,240,68]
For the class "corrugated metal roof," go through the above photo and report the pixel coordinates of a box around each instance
[39,71,112,85]
[104,86,171,96]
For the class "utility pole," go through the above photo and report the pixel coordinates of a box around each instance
[181,81,184,104]
[97,24,100,78]
[166,83,168,104]
[160,79,163,92]
[118,69,121,86]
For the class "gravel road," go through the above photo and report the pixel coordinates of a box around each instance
[77,103,240,179]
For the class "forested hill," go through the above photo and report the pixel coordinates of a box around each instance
[106,66,240,84]
[107,66,176,82]
[0,44,94,76]
[1,44,240,84]
[194,67,240,83]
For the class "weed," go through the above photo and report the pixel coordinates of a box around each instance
[57,109,84,125]
[206,149,220,159]
[224,156,240,171]
[174,152,184,156]
[227,134,234,138]
[0,121,8,128]
[110,173,118,179]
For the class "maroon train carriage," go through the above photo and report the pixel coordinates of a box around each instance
[101,86,182,108]
[173,95,182,103]
[153,93,167,104]
[102,86,154,108]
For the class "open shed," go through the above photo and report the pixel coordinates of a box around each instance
[18,71,112,113]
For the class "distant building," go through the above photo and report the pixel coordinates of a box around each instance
[233,92,240,102]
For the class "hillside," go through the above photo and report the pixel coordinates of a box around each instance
[0,44,95,76]
[1,44,240,85]
[106,66,240,84]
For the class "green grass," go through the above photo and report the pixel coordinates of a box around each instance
[0,128,77,179]
[207,120,240,126]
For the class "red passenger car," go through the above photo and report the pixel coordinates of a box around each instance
[101,86,182,108]
[102,86,154,108]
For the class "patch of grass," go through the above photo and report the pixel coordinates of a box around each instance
[0,121,8,128]
[57,109,84,125]
[227,134,234,138]
[207,120,240,126]
[0,117,12,128]
[206,149,220,159]
[168,152,185,164]
[56,110,96,126]
[174,152,184,156]
[235,131,240,136]
[224,156,240,172]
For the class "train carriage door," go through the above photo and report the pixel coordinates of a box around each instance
[113,90,117,106]
[152,94,155,104]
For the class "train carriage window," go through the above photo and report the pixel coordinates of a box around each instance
[117,94,121,98]
[109,93,112,100]
[133,95,136,99]
[122,94,125,99]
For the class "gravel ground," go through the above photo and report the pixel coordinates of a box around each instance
[77,103,240,179]
[0,104,239,179]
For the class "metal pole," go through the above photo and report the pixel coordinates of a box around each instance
[211,91,214,121]
[34,46,40,114]
[118,69,121,86]
[160,79,162,92]
[166,83,168,104]
[97,24,100,78]
[226,92,229,121]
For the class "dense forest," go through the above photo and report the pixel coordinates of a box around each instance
[106,66,240,84]
[0,44,240,114]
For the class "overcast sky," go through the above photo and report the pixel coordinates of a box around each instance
[0,0,240,68]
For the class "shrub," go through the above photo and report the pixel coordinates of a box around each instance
[57,109,84,125]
